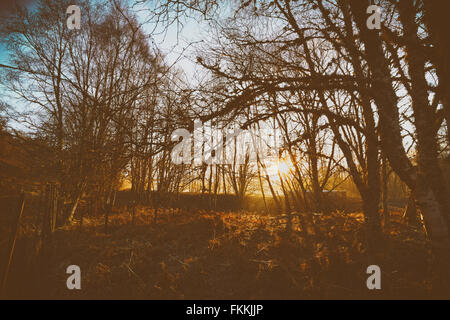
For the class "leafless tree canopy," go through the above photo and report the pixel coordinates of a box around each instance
[1,0,450,298]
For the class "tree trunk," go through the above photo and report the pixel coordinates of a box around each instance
[67,195,81,223]
[403,192,419,226]
[350,0,450,273]
[382,156,389,231]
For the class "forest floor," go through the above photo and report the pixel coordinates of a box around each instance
[0,204,440,299]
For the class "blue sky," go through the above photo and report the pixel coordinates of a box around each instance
[0,0,37,64]
[0,0,203,125]
[0,0,202,75]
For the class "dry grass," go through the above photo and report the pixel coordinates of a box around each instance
[1,204,435,299]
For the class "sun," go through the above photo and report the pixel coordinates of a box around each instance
[265,157,293,178]
[277,159,291,176]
